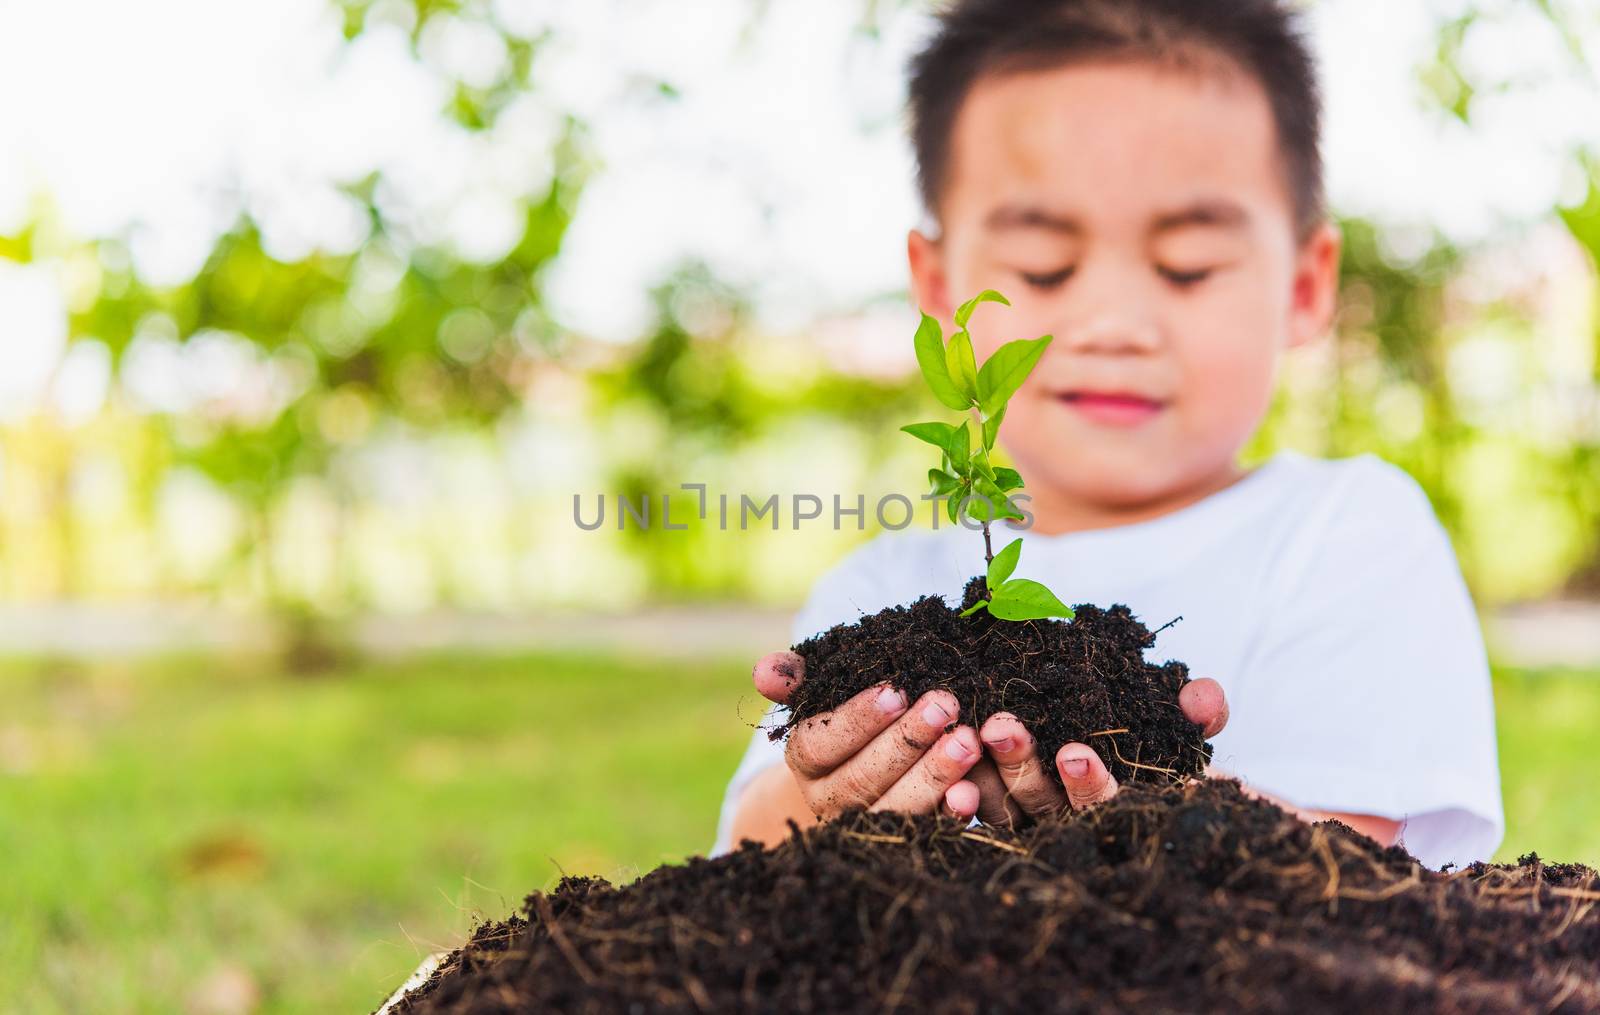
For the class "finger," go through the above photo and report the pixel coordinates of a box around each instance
[806,691,958,810]
[943,779,980,820]
[752,651,806,704]
[785,682,910,780]
[980,712,1068,819]
[871,724,982,814]
[1179,677,1229,738]
[1056,743,1118,810]
[965,757,1025,829]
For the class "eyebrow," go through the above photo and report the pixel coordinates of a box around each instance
[1151,200,1250,234]
[981,199,1251,236]
[983,204,1083,235]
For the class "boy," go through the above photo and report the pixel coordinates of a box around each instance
[715,0,1502,869]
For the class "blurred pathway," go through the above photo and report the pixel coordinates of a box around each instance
[0,600,1595,668]
[1485,601,1600,669]
[0,601,793,662]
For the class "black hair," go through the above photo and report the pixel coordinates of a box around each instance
[909,0,1324,237]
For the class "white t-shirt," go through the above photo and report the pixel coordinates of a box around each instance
[712,451,1504,869]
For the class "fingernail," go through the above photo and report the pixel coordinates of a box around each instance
[984,735,1015,753]
[875,686,907,715]
[1062,758,1090,780]
[921,700,954,727]
[945,733,976,762]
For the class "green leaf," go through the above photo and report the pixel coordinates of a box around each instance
[981,403,1006,449]
[959,600,990,618]
[963,487,998,523]
[913,313,969,412]
[994,466,1024,492]
[970,448,996,482]
[977,336,1053,417]
[927,468,961,496]
[988,538,1022,587]
[954,289,1009,329]
[946,482,969,525]
[946,421,970,469]
[945,330,978,403]
[975,476,1025,522]
[901,421,957,451]
[987,579,1076,621]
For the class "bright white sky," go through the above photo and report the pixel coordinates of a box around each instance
[0,0,1595,415]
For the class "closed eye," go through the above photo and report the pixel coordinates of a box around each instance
[1019,266,1076,290]
[1157,265,1215,287]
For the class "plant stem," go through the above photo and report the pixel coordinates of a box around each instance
[982,521,993,563]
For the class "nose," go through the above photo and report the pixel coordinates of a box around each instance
[1052,257,1163,356]
[1057,309,1161,357]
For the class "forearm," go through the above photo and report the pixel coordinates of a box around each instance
[1224,775,1401,845]
[727,764,818,849]
[1278,802,1401,846]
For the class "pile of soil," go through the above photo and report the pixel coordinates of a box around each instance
[388,779,1600,1014]
[777,577,1211,785]
[386,584,1594,1012]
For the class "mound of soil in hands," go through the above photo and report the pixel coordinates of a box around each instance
[776,577,1210,786]
[389,780,1600,1014]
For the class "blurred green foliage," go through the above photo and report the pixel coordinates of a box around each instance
[588,265,926,599]
[0,0,1596,611]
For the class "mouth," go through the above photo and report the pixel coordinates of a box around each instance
[1052,390,1167,427]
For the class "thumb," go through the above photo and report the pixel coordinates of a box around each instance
[942,779,980,820]
[1178,677,1229,739]
[1056,743,1118,810]
[752,650,806,705]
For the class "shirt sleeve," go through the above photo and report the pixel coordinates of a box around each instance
[1218,456,1504,869]
[708,536,896,856]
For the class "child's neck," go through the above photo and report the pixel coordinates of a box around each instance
[1020,460,1251,536]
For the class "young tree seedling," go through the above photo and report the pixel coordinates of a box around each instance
[902,290,1075,622]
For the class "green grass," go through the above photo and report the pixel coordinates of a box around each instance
[1,651,1596,1012]
[1493,665,1600,864]
[0,649,760,1013]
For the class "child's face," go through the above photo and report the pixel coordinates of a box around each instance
[909,59,1340,516]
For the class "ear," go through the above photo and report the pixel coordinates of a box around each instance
[907,228,953,321]
[1287,220,1341,349]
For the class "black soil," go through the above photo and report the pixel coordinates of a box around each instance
[388,779,1600,1014]
[776,577,1210,786]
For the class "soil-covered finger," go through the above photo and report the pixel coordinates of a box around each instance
[752,650,807,704]
[1179,677,1229,738]
[1057,742,1118,811]
[965,757,1024,828]
[942,779,980,820]
[981,712,1068,819]
[870,725,981,814]
[807,690,957,810]
[784,683,909,781]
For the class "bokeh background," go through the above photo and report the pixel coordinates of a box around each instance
[2,0,1599,1011]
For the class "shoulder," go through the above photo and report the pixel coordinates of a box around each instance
[1265,452,1444,549]
[1269,451,1434,517]
[1251,452,1456,600]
